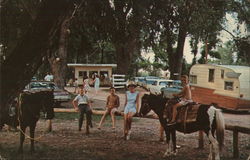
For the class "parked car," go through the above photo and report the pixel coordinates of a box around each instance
[144,79,158,90]
[149,79,174,95]
[24,81,71,106]
[137,77,146,87]
[160,80,182,98]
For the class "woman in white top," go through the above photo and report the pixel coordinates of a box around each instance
[123,83,139,140]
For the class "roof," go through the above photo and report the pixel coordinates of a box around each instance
[216,65,250,72]
[67,63,117,67]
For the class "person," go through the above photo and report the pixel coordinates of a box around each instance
[93,75,100,95]
[72,88,92,131]
[123,83,139,140]
[83,76,90,94]
[44,72,53,81]
[168,75,192,125]
[74,78,78,93]
[98,87,120,130]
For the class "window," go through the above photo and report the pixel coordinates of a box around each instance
[221,70,224,79]
[159,82,167,86]
[79,71,87,77]
[208,69,215,82]
[224,81,233,91]
[190,75,197,84]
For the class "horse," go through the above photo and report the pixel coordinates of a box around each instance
[139,94,225,160]
[18,89,54,153]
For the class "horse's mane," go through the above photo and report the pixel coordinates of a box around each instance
[146,94,169,111]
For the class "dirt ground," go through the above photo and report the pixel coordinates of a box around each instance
[0,87,250,160]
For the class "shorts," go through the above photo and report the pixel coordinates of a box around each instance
[124,106,136,114]
[107,107,118,114]
[179,99,193,105]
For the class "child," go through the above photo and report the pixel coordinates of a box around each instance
[72,88,92,131]
[168,75,192,125]
[98,87,120,129]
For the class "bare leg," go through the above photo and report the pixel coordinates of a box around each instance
[110,111,116,129]
[98,110,108,129]
[123,114,128,138]
[169,103,182,123]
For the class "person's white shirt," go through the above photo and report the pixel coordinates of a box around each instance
[44,74,53,81]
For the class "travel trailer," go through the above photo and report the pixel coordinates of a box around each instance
[189,64,250,110]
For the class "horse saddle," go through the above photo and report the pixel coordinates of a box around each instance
[176,103,200,124]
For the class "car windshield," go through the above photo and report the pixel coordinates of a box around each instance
[146,80,156,84]
[159,81,169,86]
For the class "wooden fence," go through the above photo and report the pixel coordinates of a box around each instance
[198,124,250,158]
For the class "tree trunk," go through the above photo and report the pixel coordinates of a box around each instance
[0,0,75,119]
[115,44,131,74]
[114,37,137,74]
[49,18,70,89]
[169,24,187,80]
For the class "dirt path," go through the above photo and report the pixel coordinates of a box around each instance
[0,87,249,160]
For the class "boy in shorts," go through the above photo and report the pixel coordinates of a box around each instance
[98,87,120,129]
[168,75,192,125]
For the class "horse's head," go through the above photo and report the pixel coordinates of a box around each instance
[139,94,153,117]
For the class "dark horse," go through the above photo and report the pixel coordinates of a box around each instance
[139,94,225,160]
[18,90,54,153]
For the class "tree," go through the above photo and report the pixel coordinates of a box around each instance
[81,0,151,74]
[143,0,227,79]
[0,0,77,120]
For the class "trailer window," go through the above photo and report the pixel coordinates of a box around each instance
[221,70,224,79]
[224,81,233,91]
[190,75,197,84]
[208,69,215,82]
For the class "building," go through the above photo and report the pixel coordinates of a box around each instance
[67,63,117,85]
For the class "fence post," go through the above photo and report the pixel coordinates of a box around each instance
[198,130,204,149]
[233,129,239,158]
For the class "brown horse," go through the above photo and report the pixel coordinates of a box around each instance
[18,90,54,153]
[139,94,225,160]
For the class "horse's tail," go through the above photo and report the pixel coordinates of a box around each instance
[215,109,225,151]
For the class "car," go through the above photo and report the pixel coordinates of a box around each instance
[144,79,158,90]
[160,80,183,98]
[24,81,71,106]
[149,79,174,95]
[137,77,146,87]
